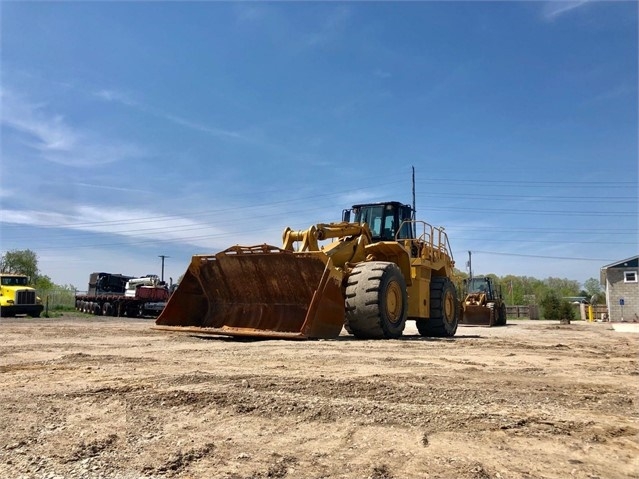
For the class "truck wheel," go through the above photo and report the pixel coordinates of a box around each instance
[417,277,459,337]
[345,261,407,339]
[102,302,113,316]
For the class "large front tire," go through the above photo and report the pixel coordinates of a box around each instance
[498,303,507,326]
[345,262,408,339]
[417,277,459,337]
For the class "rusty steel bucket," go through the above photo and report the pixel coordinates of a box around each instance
[154,245,345,339]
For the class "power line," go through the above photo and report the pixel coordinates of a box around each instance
[3,174,636,231]
[0,181,407,229]
[417,178,638,187]
[417,192,636,203]
[426,206,636,216]
[458,237,636,246]
[472,250,616,262]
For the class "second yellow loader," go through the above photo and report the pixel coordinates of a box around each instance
[459,276,507,327]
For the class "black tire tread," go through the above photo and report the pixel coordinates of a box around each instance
[344,262,407,339]
[417,276,459,337]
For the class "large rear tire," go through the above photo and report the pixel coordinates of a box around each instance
[345,262,407,339]
[417,277,459,337]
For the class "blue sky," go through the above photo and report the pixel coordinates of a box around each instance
[1,1,637,290]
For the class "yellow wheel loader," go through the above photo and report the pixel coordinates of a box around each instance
[155,201,459,340]
[459,277,507,327]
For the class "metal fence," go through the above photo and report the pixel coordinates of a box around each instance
[507,304,608,321]
[37,288,77,311]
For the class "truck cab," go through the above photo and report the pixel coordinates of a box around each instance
[0,274,43,317]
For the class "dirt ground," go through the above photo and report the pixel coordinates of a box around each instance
[0,314,637,479]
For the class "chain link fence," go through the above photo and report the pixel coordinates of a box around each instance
[36,288,77,311]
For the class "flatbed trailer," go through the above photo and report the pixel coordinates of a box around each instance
[75,272,169,318]
[74,292,167,317]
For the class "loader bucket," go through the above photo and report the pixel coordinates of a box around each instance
[154,245,345,339]
[460,304,494,326]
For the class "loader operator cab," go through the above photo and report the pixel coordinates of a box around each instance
[343,201,414,242]
[466,277,497,300]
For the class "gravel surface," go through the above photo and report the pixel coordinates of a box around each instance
[1,314,637,479]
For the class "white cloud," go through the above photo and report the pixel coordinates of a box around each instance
[303,5,352,48]
[162,113,243,140]
[74,183,154,194]
[0,205,225,250]
[0,187,16,199]
[94,89,138,107]
[233,4,268,23]
[94,87,244,140]
[1,89,146,167]
[374,69,392,79]
[543,1,591,21]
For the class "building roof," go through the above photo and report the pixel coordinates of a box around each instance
[601,255,639,270]
[600,255,639,284]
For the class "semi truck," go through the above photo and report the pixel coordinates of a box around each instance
[75,272,169,318]
[0,273,44,317]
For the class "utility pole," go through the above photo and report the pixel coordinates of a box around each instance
[158,255,170,283]
[467,251,472,280]
[411,166,417,238]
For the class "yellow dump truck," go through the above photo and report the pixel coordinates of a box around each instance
[155,201,460,340]
[0,273,43,317]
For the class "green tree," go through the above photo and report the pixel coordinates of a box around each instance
[540,291,574,323]
[452,267,468,294]
[543,277,580,297]
[583,277,605,304]
[35,274,55,291]
[540,291,561,320]
[497,275,545,305]
[559,301,575,324]
[0,249,39,283]
[500,275,523,304]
